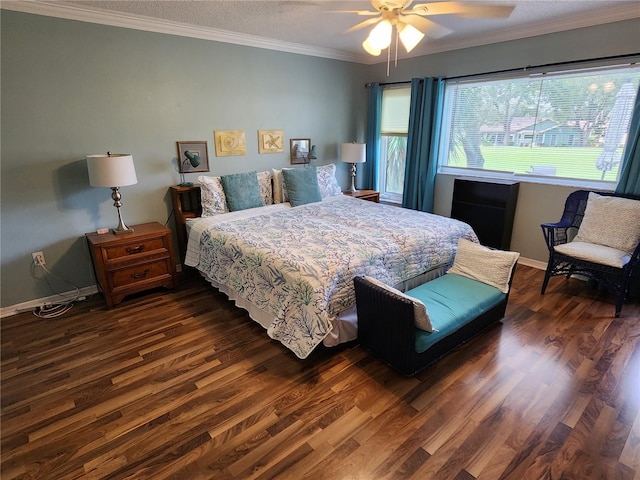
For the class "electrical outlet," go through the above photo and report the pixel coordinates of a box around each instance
[32,251,45,266]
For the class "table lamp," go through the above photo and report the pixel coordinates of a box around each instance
[341,143,366,193]
[179,150,202,186]
[87,152,138,234]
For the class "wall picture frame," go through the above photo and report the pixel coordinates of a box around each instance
[290,138,311,164]
[258,129,284,154]
[214,130,246,157]
[176,141,209,173]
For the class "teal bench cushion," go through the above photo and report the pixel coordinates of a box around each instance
[409,273,506,354]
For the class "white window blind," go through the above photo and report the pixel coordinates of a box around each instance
[381,87,411,134]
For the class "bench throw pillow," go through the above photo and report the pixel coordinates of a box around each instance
[573,192,640,255]
[447,238,520,294]
[220,171,264,212]
[362,276,437,332]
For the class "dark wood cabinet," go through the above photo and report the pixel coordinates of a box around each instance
[451,179,519,250]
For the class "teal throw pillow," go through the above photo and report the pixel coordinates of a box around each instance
[282,167,322,207]
[220,171,264,212]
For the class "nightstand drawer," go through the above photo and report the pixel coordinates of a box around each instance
[109,258,172,288]
[103,237,168,261]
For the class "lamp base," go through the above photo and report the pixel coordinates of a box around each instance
[112,227,135,235]
[178,182,194,187]
[345,163,359,194]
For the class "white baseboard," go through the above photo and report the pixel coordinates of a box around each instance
[0,285,100,319]
[0,260,540,319]
[517,257,547,270]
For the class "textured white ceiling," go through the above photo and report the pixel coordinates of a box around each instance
[5,1,640,62]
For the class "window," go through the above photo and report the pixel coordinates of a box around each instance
[379,86,411,203]
[439,64,640,187]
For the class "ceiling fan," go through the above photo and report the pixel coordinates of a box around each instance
[341,1,515,57]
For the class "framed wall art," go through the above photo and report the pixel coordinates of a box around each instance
[290,138,311,165]
[176,141,209,174]
[214,130,246,157]
[258,129,284,154]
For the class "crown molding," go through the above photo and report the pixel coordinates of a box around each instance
[405,3,640,58]
[3,1,638,66]
[0,0,372,64]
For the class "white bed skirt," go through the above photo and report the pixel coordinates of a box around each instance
[200,265,447,349]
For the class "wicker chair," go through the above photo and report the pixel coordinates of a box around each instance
[540,190,640,317]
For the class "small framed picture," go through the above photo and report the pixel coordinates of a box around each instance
[214,130,246,156]
[290,138,311,164]
[176,141,209,173]
[258,129,284,154]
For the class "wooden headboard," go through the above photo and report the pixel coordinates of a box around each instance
[169,185,202,262]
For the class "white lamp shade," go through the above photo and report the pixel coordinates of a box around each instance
[341,143,366,164]
[367,20,392,50]
[398,23,425,53]
[87,154,138,187]
[362,38,381,56]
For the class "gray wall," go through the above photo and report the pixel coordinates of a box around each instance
[2,10,639,308]
[370,19,640,265]
[1,11,369,307]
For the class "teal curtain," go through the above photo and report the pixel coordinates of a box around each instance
[615,84,640,196]
[362,82,382,190]
[402,77,445,212]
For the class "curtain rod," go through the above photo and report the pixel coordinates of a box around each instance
[366,53,640,87]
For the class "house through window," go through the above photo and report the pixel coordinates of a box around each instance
[438,64,640,186]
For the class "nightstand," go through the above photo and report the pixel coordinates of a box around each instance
[86,222,177,307]
[343,189,380,203]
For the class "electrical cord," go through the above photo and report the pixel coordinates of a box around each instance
[31,262,86,318]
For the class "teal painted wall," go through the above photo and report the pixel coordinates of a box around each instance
[1,11,369,307]
[2,9,639,309]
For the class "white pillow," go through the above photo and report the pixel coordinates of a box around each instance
[316,163,343,198]
[447,238,520,294]
[362,276,437,332]
[272,168,289,203]
[573,192,640,255]
[257,170,274,206]
[198,175,228,216]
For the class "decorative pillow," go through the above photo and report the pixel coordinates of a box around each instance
[573,192,640,255]
[198,175,229,216]
[257,170,274,206]
[363,276,437,332]
[316,163,343,198]
[272,168,289,204]
[281,167,322,207]
[220,171,264,212]
[447,238,520,294]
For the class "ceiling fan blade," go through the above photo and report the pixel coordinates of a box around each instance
[330,10,382,16]
[409,2,514,18]
[345,17,382,33]
[402,14,453,39]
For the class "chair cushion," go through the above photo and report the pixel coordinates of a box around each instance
[410,273,505,354]
[554,241,631,269]
[447,238,520,293]
[573,192,640,255]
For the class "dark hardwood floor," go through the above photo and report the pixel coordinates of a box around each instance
[2,265,639,479]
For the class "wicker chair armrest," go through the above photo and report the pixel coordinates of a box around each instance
[541,221,576,250]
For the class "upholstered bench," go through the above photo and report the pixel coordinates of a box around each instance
[354,239,519,376]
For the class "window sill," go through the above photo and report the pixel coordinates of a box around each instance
[438,167,617,192]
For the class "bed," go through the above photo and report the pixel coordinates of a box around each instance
[170,166,477,359]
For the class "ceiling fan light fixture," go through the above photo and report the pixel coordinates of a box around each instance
[362,38,382,56]
[367,19,393,50]
[398,22,425,53]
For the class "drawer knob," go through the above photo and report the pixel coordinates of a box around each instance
[126,245,145,254]
[131,269,150,279]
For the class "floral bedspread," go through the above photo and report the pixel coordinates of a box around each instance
[185,195,477,359]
